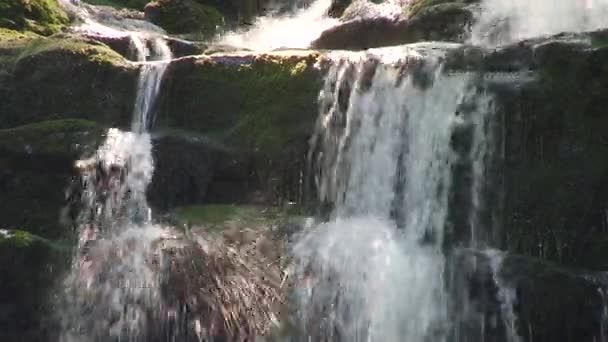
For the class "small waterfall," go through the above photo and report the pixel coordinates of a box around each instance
[131,37,172,133]
[58,0,165,39]
[219,0,338,50]
[59,29,172,342]
[294,49,478,341]
[472,0,608,46]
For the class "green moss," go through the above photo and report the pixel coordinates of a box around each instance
[0,28,39,72]
[17,36,127,65]
[172,204,282,226]
[407,0,478,17]
[159,54,321,157]
[0,119,102,156]
[0,0,70,35]
[0,229,71,251]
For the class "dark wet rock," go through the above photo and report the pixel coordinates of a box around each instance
[328,0,351,17]
[155,52,321,206]
[148,133,220,211]
[312,3,474,50]
[450,249,608,342]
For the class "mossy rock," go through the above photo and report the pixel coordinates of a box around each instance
[0,228,71,251]
[0,119,103,240]
[4,37,137,128]
[158,52,321,156]
[0,0,70,35]
[407,0,479,17]
[0,118,103,156]
[16,36,127,66]
[0,228,72,341]
[144,0,223,35]
[171,204,284,227]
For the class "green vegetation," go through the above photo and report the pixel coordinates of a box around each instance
[17,36,127,65]
[0,0,70,35]
[0,229,71,251]
[0,119,102,156]
[172,204,283,227]
[0,28,38,73]
[407,0,478,17]
[159,53,321,156]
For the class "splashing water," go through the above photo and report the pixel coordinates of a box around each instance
[293,48,494,341]
[58,0,165,39]
[59,20,172,342]
[472,0,608,46]
[219,0,338,50]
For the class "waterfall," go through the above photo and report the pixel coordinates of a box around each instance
[472,0,608,46]
[294,49,480,341]
[59,26,172,342]
[131,37,172,133]
[219,0,338,50]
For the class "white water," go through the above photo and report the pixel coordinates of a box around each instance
[472,0,608,46]
[59,0,164,39]
[340,0,409,21]
[131,37,172,133]
[219,0,338,50]
[294,51,486,341]
[59,16,172,340]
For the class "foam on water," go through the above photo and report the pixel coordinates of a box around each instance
[472,0,608,46]
[294,50,491,341]
[219,0,338,50]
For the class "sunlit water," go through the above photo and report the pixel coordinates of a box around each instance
[59,23,172,341]
[292,48,499,341]
[472,0,608,46]
[219,0,338,50]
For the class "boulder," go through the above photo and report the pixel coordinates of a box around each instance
[3,36,138,129]
[155,51,322,206]
[312,3,474,50]
[0,0,70,35]
[144,0,224,35]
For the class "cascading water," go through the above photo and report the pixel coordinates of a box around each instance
[472,0,608,46]
[219,0,338,50]
[292,47,494,341]
[59,28,172,342]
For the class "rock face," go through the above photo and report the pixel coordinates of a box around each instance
[449,249,608,342]
[312,3,474,50]
[154,52,322,206]
[477,34,608,270]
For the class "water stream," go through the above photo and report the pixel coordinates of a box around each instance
[292,48,497,341]
[58,9,172,339]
